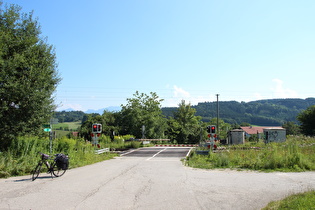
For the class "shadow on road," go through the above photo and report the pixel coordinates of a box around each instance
[11,175,54,182]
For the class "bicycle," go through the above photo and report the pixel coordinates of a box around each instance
[32,152,68,181]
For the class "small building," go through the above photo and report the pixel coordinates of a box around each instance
[263,127,286,143]
[228,129,245,145]
[240,126,284,139]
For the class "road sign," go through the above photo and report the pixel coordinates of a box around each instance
[44,128,51,132]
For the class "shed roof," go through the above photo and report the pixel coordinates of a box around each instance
[240,126,283,135]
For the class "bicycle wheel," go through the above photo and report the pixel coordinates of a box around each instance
[32,162,42,181]
[51,162,67,177]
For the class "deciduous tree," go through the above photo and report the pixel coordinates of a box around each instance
[297,105,315,136]
[169,100,202,144]
[0,2,60,149]
[120,91,166,139]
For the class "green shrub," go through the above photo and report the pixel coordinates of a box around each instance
[55,136,76,153]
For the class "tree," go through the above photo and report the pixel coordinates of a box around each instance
[168,100,202,144]
[120,91,167,139]
[101,110,120,137]
[79,114,102,141]
[0,2,60,149]
[282,121,300,135]
[297,105,315,136]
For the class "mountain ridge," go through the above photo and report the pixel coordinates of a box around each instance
[56,98,315,126]
[161,97,315,126]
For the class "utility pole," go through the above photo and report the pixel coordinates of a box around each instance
[216,94,219,140]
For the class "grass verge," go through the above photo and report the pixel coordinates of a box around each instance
[262,190,315,210]
[186,136,315,172]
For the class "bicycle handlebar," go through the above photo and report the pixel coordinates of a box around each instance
[39,152,50,160]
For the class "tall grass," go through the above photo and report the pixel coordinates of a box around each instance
[0,134,140,178]
[186,136,315,172]
[0,135,141,178]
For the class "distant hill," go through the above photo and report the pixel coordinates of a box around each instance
[54,111,86,123]
[55,98,315,126]
[85,106,121,114]
[161,98,315,126]
[54,106,121,122]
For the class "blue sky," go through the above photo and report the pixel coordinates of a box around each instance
[4,0,315,111]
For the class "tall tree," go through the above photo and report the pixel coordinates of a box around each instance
[169,100,202,144]
[0,2,60,149]
[297,105,315,136]
[120,91,166,139]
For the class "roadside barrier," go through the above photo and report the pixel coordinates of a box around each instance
[95,148,110,154]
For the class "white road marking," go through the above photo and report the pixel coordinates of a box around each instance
[146,148,167,161]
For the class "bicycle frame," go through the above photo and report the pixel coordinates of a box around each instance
[32,153,67,181]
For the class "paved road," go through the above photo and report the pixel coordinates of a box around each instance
[120,147,192,158]
[0,147,315,210]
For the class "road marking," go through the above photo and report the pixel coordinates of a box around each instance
[146,148,167,161]
[120,148,140,156]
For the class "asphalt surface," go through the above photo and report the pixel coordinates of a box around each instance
[120,147,192,158]
[0,147,315,210]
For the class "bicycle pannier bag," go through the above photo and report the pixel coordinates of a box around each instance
[56,154,69,170]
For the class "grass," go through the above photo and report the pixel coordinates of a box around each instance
[186,136,315,172]
[53,121,81,131]
[262,190,315,210]
[51,121,81,138]
[0,134,141,179]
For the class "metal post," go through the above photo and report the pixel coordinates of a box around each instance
[49,124,52,154]
[216,94,219,140]
[142,125,145,139]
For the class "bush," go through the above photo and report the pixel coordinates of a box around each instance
[55,137,76,153]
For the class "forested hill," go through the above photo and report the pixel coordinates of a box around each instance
[161,98,315,126]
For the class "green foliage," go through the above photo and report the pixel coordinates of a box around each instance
[186,136,315,172]
[53,111,85,123]
[120,91,167,139]
[0,135,117,178]
[297,105,315,136]
[55,136,77,153]
[99,135,141,150]
[208,118,231,140]
[282,121,301,135]
[162,98,315,126]
[78,114,102,141]
[0,2,60,150]
[100,111,121,136]
[53,121,81,131]
[262,190,315,210]
[0,136,50,177]
[167,100,202,144]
